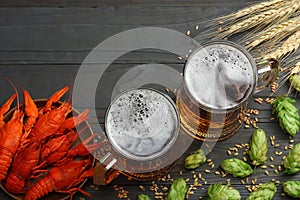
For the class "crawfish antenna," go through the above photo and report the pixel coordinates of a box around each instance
[67,76,75,105]
[0,76,20,110]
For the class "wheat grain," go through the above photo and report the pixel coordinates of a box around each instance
[245,16,300,50]
[264,30,300,60]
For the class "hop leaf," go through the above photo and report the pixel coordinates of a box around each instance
[246,182,277,200]
[272,96,300,136]
[207,183,241,200]
[283,143,300,175]
[137,194,151,200]
[184,149,207,170]
[221,158,253,178]
[248,128,268,166]
[283,180,300,198]
[167,178,187,200]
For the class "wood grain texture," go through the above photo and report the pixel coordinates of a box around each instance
[0,2,250,65]
[0,0,259,7]
[0,1,299,199]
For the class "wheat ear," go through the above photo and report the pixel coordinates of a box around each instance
[245,16,300,50]
[291,61,300,75]
[198,0,289,40]
[216,2,300,39]
[264,30,300,60]
[214,0,286,24]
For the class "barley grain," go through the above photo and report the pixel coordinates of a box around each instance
[265,171,270,175]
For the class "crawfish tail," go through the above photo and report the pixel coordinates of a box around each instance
[0,148,13,181]
[24,175,54,200]
[5,170,26,194]
[0,110,24,181]
[6,140,41,193]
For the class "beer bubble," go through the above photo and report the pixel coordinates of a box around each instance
[106,88,179,161]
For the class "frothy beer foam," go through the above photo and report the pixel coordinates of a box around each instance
[106,88,178,161]
[185,43,255,110]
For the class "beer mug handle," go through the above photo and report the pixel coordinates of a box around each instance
[255,58,280,93]
[93,152,119,185]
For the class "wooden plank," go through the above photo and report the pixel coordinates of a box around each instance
[0,3,251,64]
[0,0,258,7]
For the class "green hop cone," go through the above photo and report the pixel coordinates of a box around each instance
[283,143,300,175]
[137,194,151,200]
[246,182,277,200]
[272,96,300,136]
[289,74,300,92]
[283,180,300,198]
[167,178,187,200]
[221,158,253,178]
[207,183,241,200]
[248,128,268,166]
[184,149,207,170]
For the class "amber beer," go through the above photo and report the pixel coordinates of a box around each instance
[105,88,180,180]
[177,41,257,141]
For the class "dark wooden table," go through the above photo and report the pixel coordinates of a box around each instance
[0,0,299,199]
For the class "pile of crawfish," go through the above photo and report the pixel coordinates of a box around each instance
[0,86,101,200]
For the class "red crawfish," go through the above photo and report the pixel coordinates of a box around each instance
[24,159,94,200]
[4,90,40,193]
[29,86,71,140]
[0,95,24,181]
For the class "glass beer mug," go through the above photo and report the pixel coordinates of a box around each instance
[176,40,279,141]
[94,88,189,185]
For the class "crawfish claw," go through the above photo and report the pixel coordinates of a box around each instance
[40,86,69,114]
[0,93,17,128]
[24,90,38,133]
